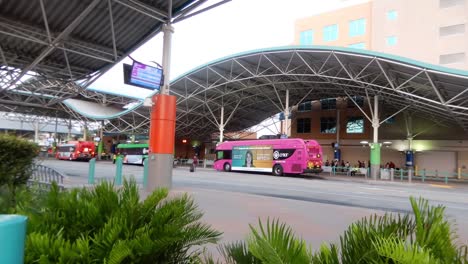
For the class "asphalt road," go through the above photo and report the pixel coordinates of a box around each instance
[39,159,468,246]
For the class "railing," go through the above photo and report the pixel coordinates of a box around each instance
[323,165,468,184]
[28,164,65,190]
[173,159,215,168]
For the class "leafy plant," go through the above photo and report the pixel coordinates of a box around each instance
[211,197,468,264]
[19,180,222,263]
[0,134,39,210]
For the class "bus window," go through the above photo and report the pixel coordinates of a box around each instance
[216,150,232,160]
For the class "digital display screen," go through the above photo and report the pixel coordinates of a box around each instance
[129,61,163,90]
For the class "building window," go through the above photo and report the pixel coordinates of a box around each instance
[346,117,364,133]
[348,42,366,49]
[298,101,312,112]
[323,24,338,42]
[440,24,465,37]
[320,117,336,134]
[386,10,398,20]
[386,36,398,46]
[347,96,364,108]
[321,98,336,110]
[439,52,466,64]
[349,18,366,37]
[297,118,311,133]
[440,0,464,8]
[299,30,314,45]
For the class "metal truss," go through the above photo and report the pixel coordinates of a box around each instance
[2,0,467,139]
[168,48,468,139]
[0,0,230,135]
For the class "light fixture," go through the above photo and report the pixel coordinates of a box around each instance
[360,140,369,144]
[383,141,392,145]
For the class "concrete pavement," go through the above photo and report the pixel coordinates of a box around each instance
[42,159,468,248]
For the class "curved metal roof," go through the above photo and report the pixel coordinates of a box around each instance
[168,46,468,139]
[0,0,214,124]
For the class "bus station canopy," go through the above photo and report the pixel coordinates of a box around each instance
[169,46,468,139]
[0,0,213,124]
[1,0,468,139]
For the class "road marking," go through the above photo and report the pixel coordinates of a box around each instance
[359,186,384,191]
[430,184,453,189]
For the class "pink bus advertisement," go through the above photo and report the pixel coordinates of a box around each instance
[214,138,323,176]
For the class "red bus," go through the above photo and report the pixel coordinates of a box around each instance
[214,138,323,176]
[56,141,96,161]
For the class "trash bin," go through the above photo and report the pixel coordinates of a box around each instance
[0,215,28,264]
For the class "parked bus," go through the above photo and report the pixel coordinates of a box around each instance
[56,141,96,161]
[114,143,149,165]
[214,138,323,176]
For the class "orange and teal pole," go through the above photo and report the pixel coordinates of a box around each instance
[147,19,176,191]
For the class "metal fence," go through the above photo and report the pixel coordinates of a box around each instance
[324,165,468,184]
[28,164,65,190]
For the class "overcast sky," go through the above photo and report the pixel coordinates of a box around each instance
[90,0,369,98]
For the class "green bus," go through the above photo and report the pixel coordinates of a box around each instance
[114,143,149,165]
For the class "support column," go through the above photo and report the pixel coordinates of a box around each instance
[283,89,290,137]
[147,21,176,191]
[370,95,381,180]
[82,123,87,141]
[219,106,224,143]
[54,116,58,145]
[34,120,39,143]
[67,119,72,141]
[405,114,414,169]
[335,108,340,161]
[98,122,104,160]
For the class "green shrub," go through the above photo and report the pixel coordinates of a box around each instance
[0,134,39,210]
[211,197,468,264]
[19,180,222,263]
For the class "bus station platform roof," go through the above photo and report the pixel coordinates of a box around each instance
[1,0,468,139]
[0,0,217,126]
[169,46,468,139]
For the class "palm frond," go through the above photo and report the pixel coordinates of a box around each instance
[218,241,261,264]
[373,235,441,264]
[410,196,460,263]
[247,218,311,264]
[311,243,340,264]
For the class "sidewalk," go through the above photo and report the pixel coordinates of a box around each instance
[316,172,468,190]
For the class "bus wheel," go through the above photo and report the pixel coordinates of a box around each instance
[273,164,283,176]
[223,162,231,172]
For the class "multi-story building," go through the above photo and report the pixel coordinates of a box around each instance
[290,1,468,173]
[294,0,468,70]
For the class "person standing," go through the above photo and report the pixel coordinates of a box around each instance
[192,154,199,172]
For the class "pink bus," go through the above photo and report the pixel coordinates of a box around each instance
[213,138,323,176]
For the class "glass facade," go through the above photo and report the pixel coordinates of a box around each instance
[320,117,337,134]
[386,10,398,20]
[347,96,364,108]
[386,36,398,46]
[348,42,366,49]
[297,118,311,133]
[323,24,339,42]
[349,18,366,37]
[321,98,336,110]
[299,30,314,45]
[346,117,364,133]
[298,101,312,112]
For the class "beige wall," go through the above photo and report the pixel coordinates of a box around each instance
[295,0,468,70]
[294,2,373,48]
[371,0,468,70]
